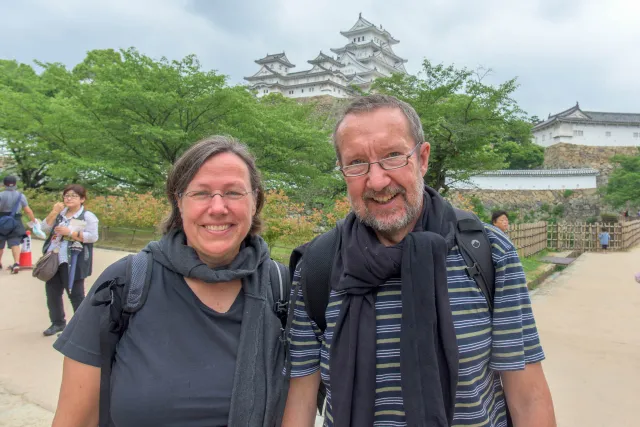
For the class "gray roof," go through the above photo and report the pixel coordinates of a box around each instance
[474,168,599,177]
[533,103,640,130]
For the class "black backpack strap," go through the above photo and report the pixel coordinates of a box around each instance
[91,250,153,427]
[453,209,495,312]
[269,259,291,331]
[298,220,343,333]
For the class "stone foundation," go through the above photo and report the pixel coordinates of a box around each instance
[544,143,639,187]
[451,188,614,221]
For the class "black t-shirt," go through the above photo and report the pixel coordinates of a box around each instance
[54,257,244,427]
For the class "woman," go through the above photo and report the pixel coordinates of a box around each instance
[41,184,99,337]
[52,136,289,427]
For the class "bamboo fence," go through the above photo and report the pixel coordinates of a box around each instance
[508,219,640,257]
[508,222,548,258]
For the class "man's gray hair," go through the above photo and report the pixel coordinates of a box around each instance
[332,94,425,162]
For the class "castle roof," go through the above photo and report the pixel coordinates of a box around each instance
[475,168,599,177]
[534,103,640,131]
[340,14,399,44]
[308,52,344,67]
[255,52,295,68]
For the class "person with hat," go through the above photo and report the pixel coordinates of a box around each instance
[0,175,36,274]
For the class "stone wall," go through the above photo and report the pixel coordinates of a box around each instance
[543,143,638,187]
[451,188,612,222]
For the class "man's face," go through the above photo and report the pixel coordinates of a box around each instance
[336,108,430,243]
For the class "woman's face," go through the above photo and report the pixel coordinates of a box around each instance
[63,190,85,211]
[493,214,509,233]
[179,152,257,267]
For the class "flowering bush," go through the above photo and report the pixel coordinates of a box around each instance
[23,189,170,229]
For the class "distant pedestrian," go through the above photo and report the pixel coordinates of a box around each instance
[491,210,510,233]
[40,184,99,337]
[598,230,611,251]
[0,175,36,274]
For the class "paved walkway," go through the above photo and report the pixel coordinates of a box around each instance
[1,241,638,426]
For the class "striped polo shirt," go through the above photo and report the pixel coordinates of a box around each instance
[288,224,545,427]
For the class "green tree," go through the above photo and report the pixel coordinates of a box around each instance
[372,60,530,192]
[0,60,54,188]
[604,152,640,208]
[0,49,338,204]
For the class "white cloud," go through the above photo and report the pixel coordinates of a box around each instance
[1,0,638,117]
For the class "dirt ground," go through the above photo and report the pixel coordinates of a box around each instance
[1,240,638,426]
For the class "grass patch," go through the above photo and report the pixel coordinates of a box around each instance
[270,244,295,264]
[520,249,551,283]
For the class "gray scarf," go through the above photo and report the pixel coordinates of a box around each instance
[148,229,287,427]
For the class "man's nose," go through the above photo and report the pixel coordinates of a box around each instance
[366,163,391,192]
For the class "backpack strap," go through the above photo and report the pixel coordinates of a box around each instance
[298,220,343,333]
[453,208,496,312]
[9,192,22,216]
[269,259,291,331]
[91,249,153,427]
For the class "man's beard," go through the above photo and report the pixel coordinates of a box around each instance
[350,176,424,234]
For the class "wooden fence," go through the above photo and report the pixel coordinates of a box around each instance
[507,222,548,258]
[508,219,640,256]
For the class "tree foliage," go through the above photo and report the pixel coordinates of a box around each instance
[372,60,533,191]
[604,152,640,208]
[0,49,340,204]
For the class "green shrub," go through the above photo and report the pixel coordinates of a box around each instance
[552,205,565,216]
[563,189,574,198]
[600,213,618,223]
[585,216,598,224]
[540,203,551,213]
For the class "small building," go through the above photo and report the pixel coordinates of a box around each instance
[533,103,640,147]
[244,14,408,98]
[451,168,599,191]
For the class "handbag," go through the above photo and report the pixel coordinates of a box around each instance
[33,249,60,282]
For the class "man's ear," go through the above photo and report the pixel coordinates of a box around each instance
[419,142,431,176]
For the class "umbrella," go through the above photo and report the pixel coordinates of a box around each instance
[68,241,84,292]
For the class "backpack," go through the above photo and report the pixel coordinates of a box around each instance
[287,209,512,424]
[91,249,291,427]
[0,192,23,237]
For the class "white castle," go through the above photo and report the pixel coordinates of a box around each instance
[245,14,408,99]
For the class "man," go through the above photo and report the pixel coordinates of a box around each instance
[492,210,510,233]
[283,95,556,427]
[0,175,36,273]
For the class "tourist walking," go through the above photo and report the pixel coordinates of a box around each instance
[52,136,290,427]
[282,95,556,427]
[0,175,37,273]
[40,184,99,336]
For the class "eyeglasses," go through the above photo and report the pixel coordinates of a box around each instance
[179,190,254,203]
[63,194,80,200]
[339,144,421,177]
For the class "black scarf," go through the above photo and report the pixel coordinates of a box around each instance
[330,186,459,427]
[149,228,268,283]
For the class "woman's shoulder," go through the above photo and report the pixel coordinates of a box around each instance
[82,209,99,221]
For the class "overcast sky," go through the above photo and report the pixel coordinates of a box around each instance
[1,0,638,119]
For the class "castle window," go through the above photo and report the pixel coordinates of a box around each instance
[573,130,583,136]
[606,131,611,137]
[542,135,546,141]
[634,132,640,138]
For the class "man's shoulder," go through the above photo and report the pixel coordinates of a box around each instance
[483,223,516,252]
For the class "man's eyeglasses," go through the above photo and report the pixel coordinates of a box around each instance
[179,190,253,203]
[63,194,80,200]
[339,144,422,177]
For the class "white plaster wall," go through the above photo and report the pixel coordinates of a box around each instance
[533,122,640,147]
[452,174,597,190]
